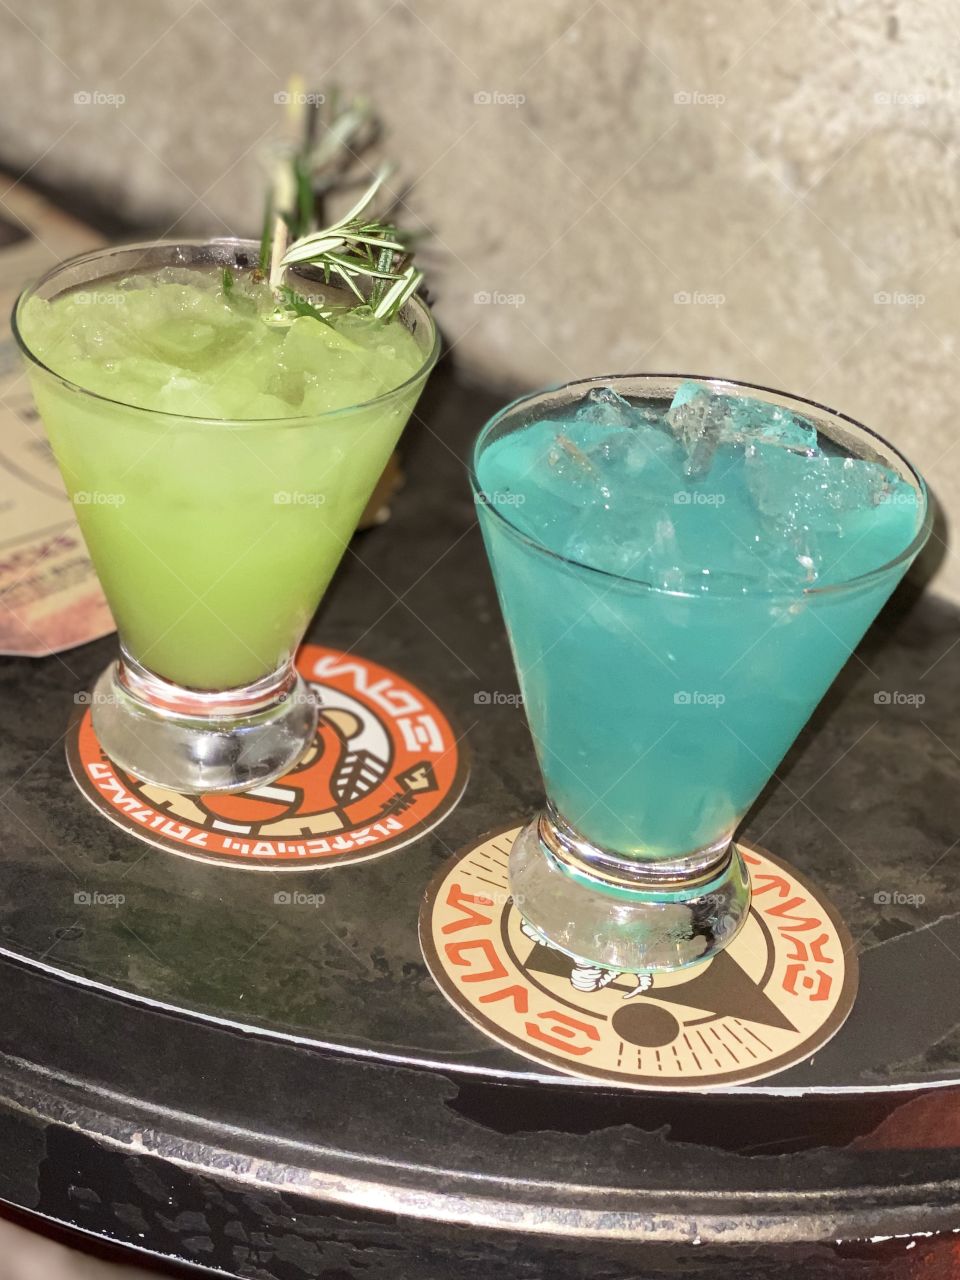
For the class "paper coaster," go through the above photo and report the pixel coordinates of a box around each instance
[420,826,858,1089]
[68,645,468,870]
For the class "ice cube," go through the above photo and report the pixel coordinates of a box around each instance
[575,417,683,483]
[762,527,821,588]
[153,372,226,418]
[668,382,819,479]
[746,446,895,532]
[574,384,635,427]
[564,502,681,586]
[666,382,732,479]
[281,315,364,373]
[241,392,300,420]
[831,456,896,509]
[730,397,818,453]
[745,443,806,523]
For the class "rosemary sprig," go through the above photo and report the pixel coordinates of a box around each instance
[277,169,422,320]
[258,83,423,324]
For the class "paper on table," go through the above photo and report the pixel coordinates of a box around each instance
[0,180,114,656]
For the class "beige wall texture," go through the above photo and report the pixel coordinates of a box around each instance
[0,0,956,594]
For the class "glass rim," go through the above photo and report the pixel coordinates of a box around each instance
[469,372,933,602]
[11,237,441,428]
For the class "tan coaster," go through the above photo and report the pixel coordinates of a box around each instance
[68,644,468,870]
[420,825,858,1089]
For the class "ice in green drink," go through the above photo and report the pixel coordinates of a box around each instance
[17,259,433,690]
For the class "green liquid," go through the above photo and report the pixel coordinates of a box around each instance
[19,267,428,689]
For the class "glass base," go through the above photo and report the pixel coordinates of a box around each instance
[89,655,318,794]
[508,811,751,973]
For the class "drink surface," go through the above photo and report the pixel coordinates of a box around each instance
[18,267,426,689]
[19,267,424,418]
[475,384,922,858]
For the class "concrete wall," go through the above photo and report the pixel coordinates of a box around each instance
[0,0,955,593]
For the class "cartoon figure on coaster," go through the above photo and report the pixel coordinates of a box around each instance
[520,919,655,998]
[126,691,439,840]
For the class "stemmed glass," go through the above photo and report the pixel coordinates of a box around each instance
[472,375,931,972]
[14,240,438,793]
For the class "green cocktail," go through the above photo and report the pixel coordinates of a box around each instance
[15,240,438,792]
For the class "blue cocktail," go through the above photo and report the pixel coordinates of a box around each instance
[472,375,930,972]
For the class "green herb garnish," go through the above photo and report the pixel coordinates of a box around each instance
[259,84,423,326]
[279,170,423,320]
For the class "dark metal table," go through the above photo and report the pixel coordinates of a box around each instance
[1,365,959,1278]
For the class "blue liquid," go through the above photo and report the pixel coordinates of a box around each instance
[475,388,922,858]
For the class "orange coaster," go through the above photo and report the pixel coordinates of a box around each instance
[68,645,468,870]
[420,826,858,1089]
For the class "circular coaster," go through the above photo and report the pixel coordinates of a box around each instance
[420,826,859,1089]
[68,645,468,870]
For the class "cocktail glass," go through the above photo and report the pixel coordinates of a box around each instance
[14,240,438,793]
[471,375,931,972]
